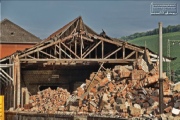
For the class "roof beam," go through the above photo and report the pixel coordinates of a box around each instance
[125,51,136,59]
[83,41,102,58]
[20,58,135,63]
[105,47,122,59]
[0,68,13,81]
[19,34,75,58]
[61,42,80,59]
[39,51,57,59]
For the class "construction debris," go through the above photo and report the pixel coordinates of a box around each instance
[24,87,70,113]
[18,58,179,119]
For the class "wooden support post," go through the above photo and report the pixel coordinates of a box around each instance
[123,45,125,59]
[59,42,61,58]
[37,51,39,58]
[136,51,138,59]
[21,87,29,107]
[95,47,97,59]
[13,55,21,108]
[21,88,24,108]
[25,88,29,104]
[54,45,57,56]
[81,39,83,58]
[102,41,104,58]
[75,39,77,55]
[17,56,21,108]
[13,59,16,109]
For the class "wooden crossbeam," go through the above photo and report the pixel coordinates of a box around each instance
[56,45,72,59]
[19,33,78,58]
[0,75,8,84]
[125,51,136,59]
[39,51,57,59]
[81,36,94,42]
[20,58,135,63]
[83,41,102,58]
[61,42,80,59]
[70,19,79,35]
[105,47,122,59]
[88,33,142,51]
[102,41,104,58]
[123,45,125,59]
[27,55,35,59]
[0,68,13,81]
[82,42,97,56]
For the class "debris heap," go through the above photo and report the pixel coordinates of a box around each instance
[27,87,70,113]
[66,59,179,119]
[21,58,180,119]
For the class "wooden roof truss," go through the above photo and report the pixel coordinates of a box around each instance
[17,17,170,64]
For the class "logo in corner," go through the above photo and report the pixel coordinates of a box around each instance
[150,2,178,15]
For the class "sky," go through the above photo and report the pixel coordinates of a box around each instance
[1,0,180,40]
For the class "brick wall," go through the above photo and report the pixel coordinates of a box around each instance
[0,43,35,58]
[21,66,100,95]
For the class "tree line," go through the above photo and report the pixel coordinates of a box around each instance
[121,24,180,41]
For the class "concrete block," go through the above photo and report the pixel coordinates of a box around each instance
[172,108,180,115]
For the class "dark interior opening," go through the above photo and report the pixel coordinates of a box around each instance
[39,85,59,91]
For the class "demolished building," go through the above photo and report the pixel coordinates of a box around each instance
[0,16,178,119]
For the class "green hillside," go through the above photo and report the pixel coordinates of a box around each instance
[128,31,180,82]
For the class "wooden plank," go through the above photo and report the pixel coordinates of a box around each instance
[82,36,94,42]
[82,42,96,56]
[0,73,9,83]
[39,51,57,59]
[102,41,104,58]
[70,19,79,35]
[123,45,125,59]
[136,51,138,59]
[125,51,136,59]
[59,42,61,58]
[20,58,135,63]
[56,45,72,59]
[0,76,8,84]
[75,39,77,55]
[54,45,57,56]
[80,35,84,58]
[19,34,75,58]
[104,47,122,59]
[83,41,102,58]
[13,60,16,108]
[16,56,21,108]
[61,42,80,59]
[88,33,142,51]
[0,68,13,81]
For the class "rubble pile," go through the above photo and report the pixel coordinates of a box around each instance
[21,58,180,119]
[27,87,70,113]
[66,60,180,119]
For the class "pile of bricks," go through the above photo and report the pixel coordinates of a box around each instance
[66,58,180,118]
[21,58,180,119]
[25,87,70,113]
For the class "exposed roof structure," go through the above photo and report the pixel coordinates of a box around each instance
[0,19,41,43]
[0,16,173,63]
[12,16,171,64]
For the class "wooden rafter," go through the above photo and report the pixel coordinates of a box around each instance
[56,45,72,59]
[105,47,122,59]
[83,41,102,58]
[39,51,57,59]
[20,58,135,63]
[60,42,80,59]
[125,51,136,59]
[15,17,168,64]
